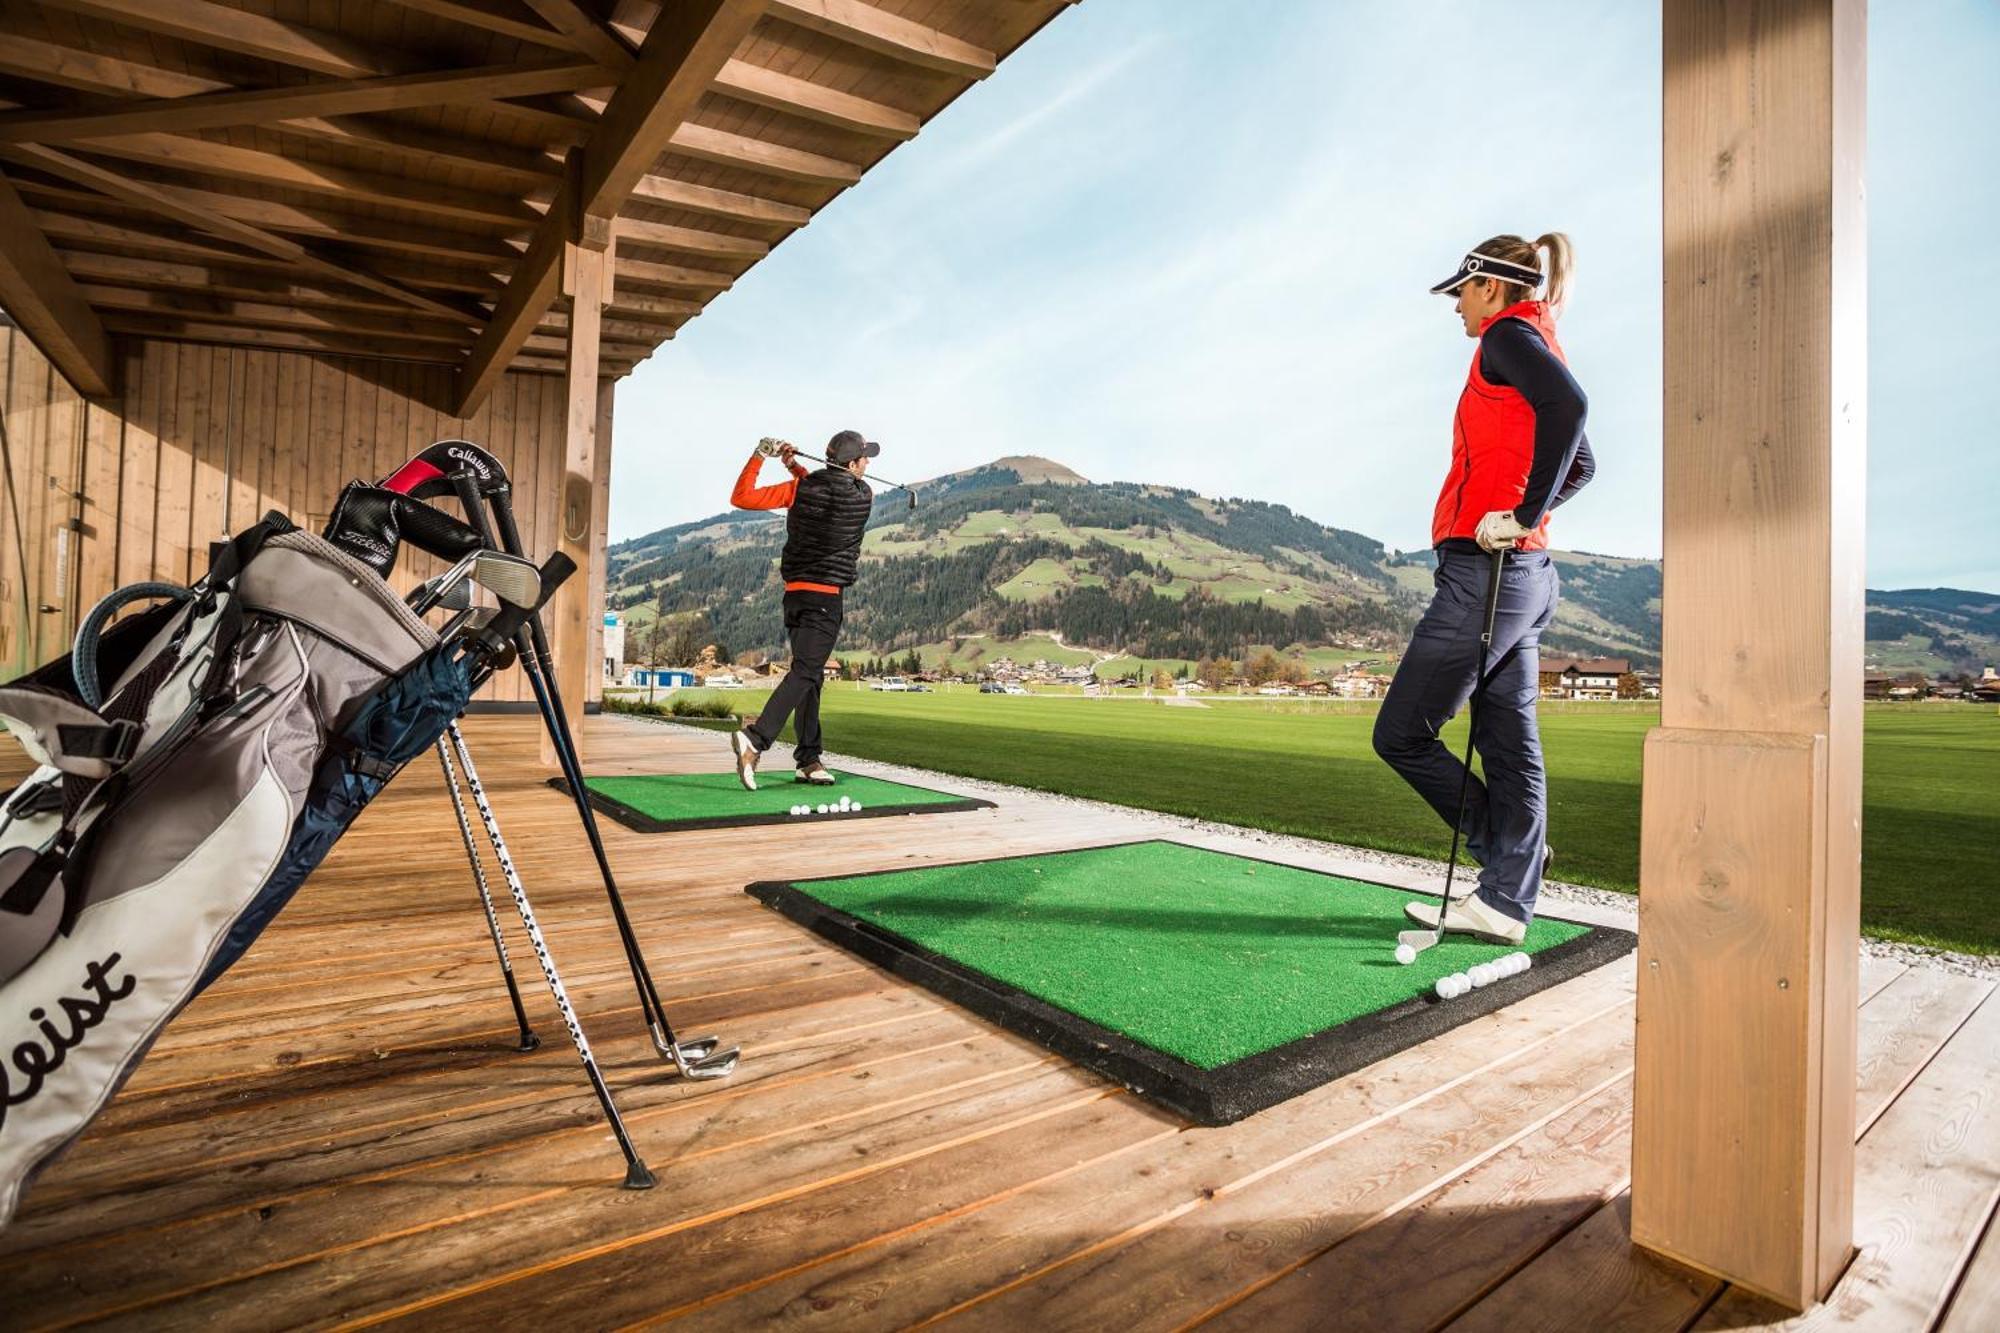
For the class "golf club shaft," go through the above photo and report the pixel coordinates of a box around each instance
[1434,547,1508,940]
[447,724,653,1187]
[437,736,537,1051]
[485,490,685,1048]
[782,446,916,501]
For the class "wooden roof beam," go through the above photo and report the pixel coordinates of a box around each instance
[454,0,764,416]
[378,0,585,51]
[80,285,477,346]
[0,168,114,396]
[61,250,459,319]
[67,133,540,229]
[612,216,766,260]
[765,0,994,79]
[0,34,566,187]
[711,58,918,139]
[614,255,735,292]
[0,143,473,323]
[96,314,468,366]
[0,61,610,144]
[666,122,860,186]
[629,173,809,227]
[36,0,394,80]
[520,0,640,72]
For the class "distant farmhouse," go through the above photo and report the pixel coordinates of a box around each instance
[1539,658,1642,701]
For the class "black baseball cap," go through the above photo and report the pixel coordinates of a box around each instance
[827,430,880,464]
[1430,248,1544,296]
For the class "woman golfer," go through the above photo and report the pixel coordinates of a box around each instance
[1376,234,1594,944]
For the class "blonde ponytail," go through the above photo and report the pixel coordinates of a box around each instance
[1534,232,1573,309]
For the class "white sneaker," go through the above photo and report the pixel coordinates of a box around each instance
[1403,892,1527,944]
[731,729,760,791]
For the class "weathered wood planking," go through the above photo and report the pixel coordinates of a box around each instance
[0,328,602,701]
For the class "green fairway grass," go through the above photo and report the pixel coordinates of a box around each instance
[582,770,968,822]
[630,689,2000,954]
[793,842,1593,1068]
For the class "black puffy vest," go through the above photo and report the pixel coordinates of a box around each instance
[781,468,873,587]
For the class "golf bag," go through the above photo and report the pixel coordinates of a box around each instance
[0,512,478,1227]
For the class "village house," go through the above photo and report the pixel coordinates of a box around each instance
[1538,657,1640,700]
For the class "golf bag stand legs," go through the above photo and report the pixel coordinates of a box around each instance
[443,724,656,1189]
[437,735,539,1053]
[504,579,738,1080]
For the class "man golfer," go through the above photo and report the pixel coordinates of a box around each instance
[1375,234,1596,944]
[728,430,879,789]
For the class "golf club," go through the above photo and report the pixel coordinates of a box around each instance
[1398,546,1508,962]
[759,436,917,509]
[381,441,739,1080]
[443,726,656,1189]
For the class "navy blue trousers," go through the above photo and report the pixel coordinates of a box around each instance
[1372,546,1559,924]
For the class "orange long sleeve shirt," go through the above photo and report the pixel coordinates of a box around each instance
[730,452,809,510]
[730,452,842,595]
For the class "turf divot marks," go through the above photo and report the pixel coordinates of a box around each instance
[658,962,1638,1332]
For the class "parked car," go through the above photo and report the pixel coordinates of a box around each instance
[870,676,911,692]
[1002,683,1030,696]
[978,682,1004,694]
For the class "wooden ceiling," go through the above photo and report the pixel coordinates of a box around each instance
[0,0,1074,413]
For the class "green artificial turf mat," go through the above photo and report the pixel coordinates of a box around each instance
[751,841,1635,1121]
[552,771,992,832]
[779,841,1592,1071]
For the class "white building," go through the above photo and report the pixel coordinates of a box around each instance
[602,611,624,683]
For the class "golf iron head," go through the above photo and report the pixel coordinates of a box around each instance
[651,1025,740,1079]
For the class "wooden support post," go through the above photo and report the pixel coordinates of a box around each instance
[1633,0,1866,1311]
[543,237,606,767]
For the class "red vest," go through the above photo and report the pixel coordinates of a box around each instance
[1430,300,1565,551]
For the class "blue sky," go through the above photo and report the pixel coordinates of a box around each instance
[611,0,1997,593]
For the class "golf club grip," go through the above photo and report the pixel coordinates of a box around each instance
[394,494,486,561]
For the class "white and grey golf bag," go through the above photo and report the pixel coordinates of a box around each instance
[0,512,471,1227]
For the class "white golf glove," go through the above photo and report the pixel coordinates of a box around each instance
[755,436,787,458]
[1474,510,1531,552]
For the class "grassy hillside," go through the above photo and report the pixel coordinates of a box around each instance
[607,457,1999,677]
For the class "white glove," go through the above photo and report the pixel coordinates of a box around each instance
[755,436,787,458]
[1474,510,1531,552]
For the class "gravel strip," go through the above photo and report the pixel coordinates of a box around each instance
[622,713,1997,981]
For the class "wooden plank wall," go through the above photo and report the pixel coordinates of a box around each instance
[0,325,609,704]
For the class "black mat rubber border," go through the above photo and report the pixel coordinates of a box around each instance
[747,839,1636,1126]
[548,776,995,834]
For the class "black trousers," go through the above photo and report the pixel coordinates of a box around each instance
[746,590,842,767]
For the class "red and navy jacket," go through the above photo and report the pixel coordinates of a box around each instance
[730,452,873,593]
[1431,299,1594,551]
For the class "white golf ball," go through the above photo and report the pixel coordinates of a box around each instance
[816,804,829,814]
[1470,965,1491,988]
[1394,943,1417,966]
[1516,952,1533,973]
[1449,975,1469,997]
[789,805,801,816]
[1435,977,1455,999]
[849,801,862,812]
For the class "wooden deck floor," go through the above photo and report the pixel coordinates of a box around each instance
[3,713,1994,1331]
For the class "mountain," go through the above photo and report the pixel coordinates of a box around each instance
[605,459,2000,677]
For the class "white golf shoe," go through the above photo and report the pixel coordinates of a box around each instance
[1403,892,1527,945]
[731,729,761,791]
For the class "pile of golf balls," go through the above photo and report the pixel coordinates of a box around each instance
[1433,951,1532,1000]
[787,795,863,817]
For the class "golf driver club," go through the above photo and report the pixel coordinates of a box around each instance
[382,442,738,1079]
[1398,546,1508,961]
[758,436,916,509]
